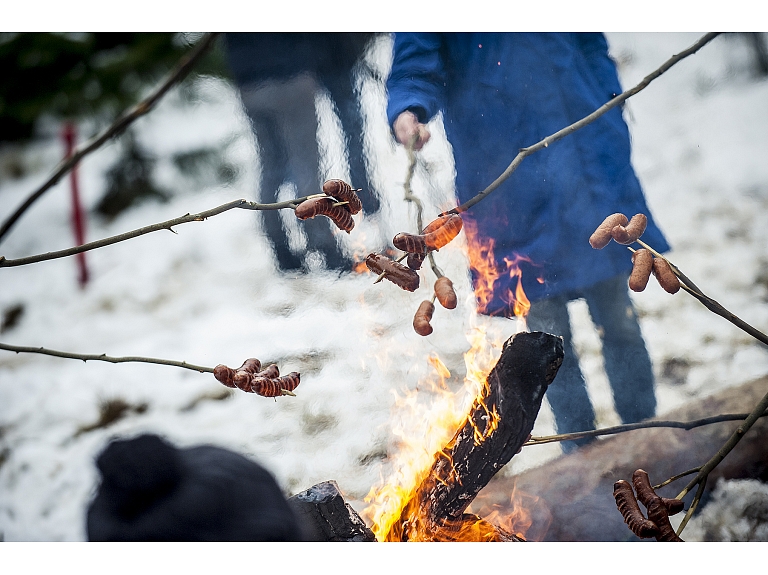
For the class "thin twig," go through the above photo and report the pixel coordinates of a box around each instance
[676,474,707,536]
[525,409,768,445]
[0,196,311,268]
[0,341,296,396]
[427,251,444,279]
[0,33,221,244]
[402,136,444,280]
[443,33,721,216]
[653,467,702,490]
[403,136,426,232]
[0,341,213,373]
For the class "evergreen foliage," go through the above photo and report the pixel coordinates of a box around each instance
[0,32,228,143]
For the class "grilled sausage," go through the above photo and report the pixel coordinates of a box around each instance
[652,257,680,294]
[413,300,435,336]
[295,196,355,233]
[392,214,464,254]
[407,251,426,270]
[612,213,648,245]
[365,253,420,292]
[214,358,262,388]
[613,480,660,538]
[322,179,362,214]
[589,213,629,249]
[628,249,653,292]
[434,276,457,309]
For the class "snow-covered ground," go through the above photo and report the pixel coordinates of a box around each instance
[1,33,767,542]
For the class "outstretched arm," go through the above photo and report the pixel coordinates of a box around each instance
[386,32,445,150]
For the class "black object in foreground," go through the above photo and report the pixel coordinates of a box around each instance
[288,480,376,542]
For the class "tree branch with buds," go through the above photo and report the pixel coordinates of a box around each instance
[0,196,312,269]
[525,409,768,446]
[0,342,299,397]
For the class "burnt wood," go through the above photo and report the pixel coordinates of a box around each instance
[389,331,564,541]
[288,480,376,542]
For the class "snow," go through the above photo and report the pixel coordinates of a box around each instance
[1,33,767,542]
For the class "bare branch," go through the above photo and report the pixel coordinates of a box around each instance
[444,33,721,216]
[0,341,213,373]
[0,33,221,244]
[653,467,702,490]
[526,409,768,446]
[402,137,444,280]
[0,196,310,268]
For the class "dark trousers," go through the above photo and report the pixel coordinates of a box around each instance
[526,273,656,452]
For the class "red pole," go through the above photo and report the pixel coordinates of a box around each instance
[62,122,90,288]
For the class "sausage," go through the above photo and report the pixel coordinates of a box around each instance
[434,276,457,309]
[214,358,262,388]
[423,214,463,250]
[251,372,301,397]
[628,249,653,292]
[365,253,420,292]
[393,231,427,254]
[632,469,684,542]
[413,300,435,336]
[322,179,362,214]
[406,251,426,270]
[255,364,280,379]
[275,372,301,394]
[613,480,659,538]
[392,214,464,254]
[421,214,453,235]
[662,497,685,515]
[652,257,680,294]
[612,213,648,245]
[213,364,237,388]
[589,213,629,249]
[239,358,262,374]
[295,197,355,233]
[213,359,300,397]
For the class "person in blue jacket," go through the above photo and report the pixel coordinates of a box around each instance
[387,33,670,452]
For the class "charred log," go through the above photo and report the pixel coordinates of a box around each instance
[288,480,376,542]
[389,331,564,541]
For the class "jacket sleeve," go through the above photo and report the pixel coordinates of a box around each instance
[386,33,446,130]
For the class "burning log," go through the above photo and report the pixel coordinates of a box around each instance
[288,480,376,542]
[387,331,564,541]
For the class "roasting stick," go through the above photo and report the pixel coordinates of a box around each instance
[374,135,447,286]
[0,342,296,396]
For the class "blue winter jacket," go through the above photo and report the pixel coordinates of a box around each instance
[386,33,670,313]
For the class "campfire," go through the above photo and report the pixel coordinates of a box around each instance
[290,219,564,542]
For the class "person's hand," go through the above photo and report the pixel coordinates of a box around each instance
[393,110,431,151]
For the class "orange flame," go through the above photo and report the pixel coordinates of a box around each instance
[462,219,500,314]
[481,481,551,541]
[463,220,539,323]
[361,218,545,541]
